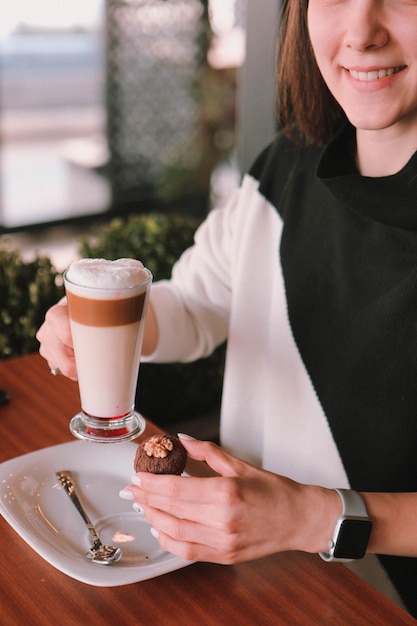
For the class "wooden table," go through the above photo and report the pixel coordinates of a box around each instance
[0,354,415,626]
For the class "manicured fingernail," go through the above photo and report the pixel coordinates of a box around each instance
[131,474,142,487]
[150,527,159,540]
[119,489,134,500]
[133,502,144,514]
[178,433,196,441]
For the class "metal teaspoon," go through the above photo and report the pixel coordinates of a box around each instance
[56,470,122,565]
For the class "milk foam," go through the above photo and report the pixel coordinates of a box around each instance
[66,258,148,289]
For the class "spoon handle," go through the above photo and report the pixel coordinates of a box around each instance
[56,470,101,546]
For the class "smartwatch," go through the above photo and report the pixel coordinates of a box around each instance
[319,489,373,562]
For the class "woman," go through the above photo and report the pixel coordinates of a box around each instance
[37,0,417,616]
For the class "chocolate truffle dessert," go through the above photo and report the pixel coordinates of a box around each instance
[134,434,187,475]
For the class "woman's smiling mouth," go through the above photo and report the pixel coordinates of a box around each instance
[348,66,406,81]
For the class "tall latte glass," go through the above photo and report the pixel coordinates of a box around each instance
[64,258,152,443]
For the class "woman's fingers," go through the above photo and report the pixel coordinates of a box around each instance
[144,507,242,564]
[36,302,77,380]
[127,473,233,526]
[177,436,250,478]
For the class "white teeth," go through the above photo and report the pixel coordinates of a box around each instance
[349,67,400,81]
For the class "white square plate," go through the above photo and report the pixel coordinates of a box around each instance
[0,440,192,586]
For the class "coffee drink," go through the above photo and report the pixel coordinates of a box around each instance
[64,258,152,428]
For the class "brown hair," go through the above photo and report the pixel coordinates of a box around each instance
[276,0,345,145]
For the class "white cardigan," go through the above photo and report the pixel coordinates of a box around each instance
[145,173,348,487]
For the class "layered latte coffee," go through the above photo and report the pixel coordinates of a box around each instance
[64,258,152,423]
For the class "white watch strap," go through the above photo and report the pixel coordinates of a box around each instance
[335,488,369,517]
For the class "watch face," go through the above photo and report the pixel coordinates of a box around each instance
[333,519,373,560]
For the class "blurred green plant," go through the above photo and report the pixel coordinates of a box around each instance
[0,243,64,359]
[79,213,225,427]
[78,213,199,279]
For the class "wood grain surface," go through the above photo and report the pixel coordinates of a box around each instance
[0,354,414,625]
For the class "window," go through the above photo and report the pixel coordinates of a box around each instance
[0,0,109,229]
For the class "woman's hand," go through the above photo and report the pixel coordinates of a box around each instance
[37,299,157,379]
[120,437,339,564]
[36,301,77,380]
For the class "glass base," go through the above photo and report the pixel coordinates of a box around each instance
[70,411,146,444]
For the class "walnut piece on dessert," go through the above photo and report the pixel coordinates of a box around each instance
[144,435,174,459]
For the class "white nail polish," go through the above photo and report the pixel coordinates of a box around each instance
[133,502,144,514]
[131,474,142,487]
[119,489,134,500]
[177,433,196,441]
